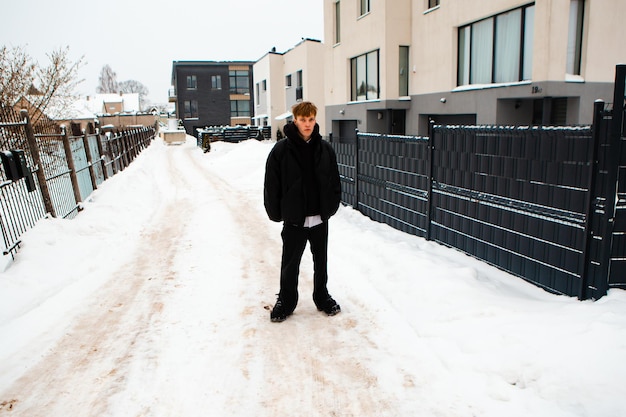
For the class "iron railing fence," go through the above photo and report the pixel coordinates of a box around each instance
[0,105,156,258]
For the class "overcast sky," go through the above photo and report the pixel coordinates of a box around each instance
[1,0,324,105]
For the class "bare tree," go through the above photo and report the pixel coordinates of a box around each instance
[0,45,84,126]
[119,79,149,110]
[96,64,119,94]
[0,45,37,110]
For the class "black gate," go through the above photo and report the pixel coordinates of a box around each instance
[581,64,626,299]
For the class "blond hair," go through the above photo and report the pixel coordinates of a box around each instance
[291,101,317,118]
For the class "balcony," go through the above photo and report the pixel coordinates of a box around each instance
[168,88,177,103]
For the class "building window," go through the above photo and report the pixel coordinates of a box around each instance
[334,1,341,44]
[186,75,197,90]
[566,0,584,75]
[399,46,409,97]
[211,75,222,90]
[286,74,292,87]
[457,4,535,86]
[231,100,250,117]
[428,0,440,8]
[296,70,303,101]
[262,80,267,91]
[360,0,370,16]
[255,83,260,105]
[183,100,198,119]
[351,50,379,101]
[229,70,250,95]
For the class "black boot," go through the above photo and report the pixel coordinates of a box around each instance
[316,295,341,316]
[270,298,292,322]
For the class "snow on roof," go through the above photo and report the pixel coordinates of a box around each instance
[85,93,140,114]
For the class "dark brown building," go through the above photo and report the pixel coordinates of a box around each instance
[170,61,255,136]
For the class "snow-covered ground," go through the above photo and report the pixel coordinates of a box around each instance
[0,136,625,417]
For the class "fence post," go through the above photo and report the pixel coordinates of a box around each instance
[82,129,98,191]
[20,110,56,217]
[426,120,436,241]
[579,100,606,299]
[355,129,360,209]
[61,126,83,206]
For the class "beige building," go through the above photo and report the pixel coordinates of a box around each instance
[323,0,626,138]
[253,38,326,139]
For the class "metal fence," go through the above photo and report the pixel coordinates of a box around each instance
[0,105,156,258]
[332,65,626,300]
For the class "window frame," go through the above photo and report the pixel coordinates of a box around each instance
[457,3,535,87]
[230,100,251,117]
[186,75,197,90]
[566,0,585,75]
[229,70,250,95]
[334,1,341,44]
[428,0,440,9]
[399,46,410,97]
[360,0,370,16]
[183,100,198,119]
[350,49,380,101]
[211,75,222,90]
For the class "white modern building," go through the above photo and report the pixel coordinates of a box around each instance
[253,38,326,139]
[323,0,626,138]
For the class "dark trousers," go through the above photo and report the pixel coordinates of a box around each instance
[279,222,329,313]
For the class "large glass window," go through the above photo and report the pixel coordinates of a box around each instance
[183,100,198,119]
[495,9,521,83]
[186,75,197,90]
[566,0,584,75]
[231,100,250,117]
[523,6,535,80]
[229,70,249,95]
[458,4,535,86]
[399,46,409,97]
[351,50,379,101]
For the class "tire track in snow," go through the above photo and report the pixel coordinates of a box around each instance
[185,143,399,416]
[0,141,193,416]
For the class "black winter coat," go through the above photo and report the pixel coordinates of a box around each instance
[264,123,341,226]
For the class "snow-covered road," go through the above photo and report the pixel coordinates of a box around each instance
[1,136,625,417]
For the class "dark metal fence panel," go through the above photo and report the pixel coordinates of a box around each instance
[356,133,431,237]
[332,125,602,299]
[430,125,593,297]
[331,141,356,207]
[607,67,626,294]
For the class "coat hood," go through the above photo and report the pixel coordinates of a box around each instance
[283,122,321,143]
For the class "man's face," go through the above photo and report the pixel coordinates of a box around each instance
[294,114,316,139]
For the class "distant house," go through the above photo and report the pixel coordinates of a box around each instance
[86,93,140,115]
[169,61,255,137]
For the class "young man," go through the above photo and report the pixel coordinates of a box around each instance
[263,102,342,322]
